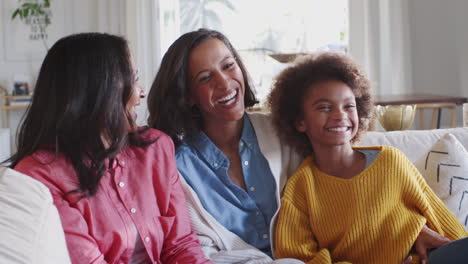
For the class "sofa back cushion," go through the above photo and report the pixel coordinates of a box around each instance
[357,127,468,163]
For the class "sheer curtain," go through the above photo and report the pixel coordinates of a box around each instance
[348,0,413,95]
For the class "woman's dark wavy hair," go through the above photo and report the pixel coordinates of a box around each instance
[268,52,374,156]
[147,28,258,148]
[7,32,152,196]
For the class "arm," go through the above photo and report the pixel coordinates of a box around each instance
[275,198,350,264]
[181,175,276,263]
[14,161,108,264]
[158,162,212,263]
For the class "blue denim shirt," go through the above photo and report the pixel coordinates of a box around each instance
[176,115,277,256]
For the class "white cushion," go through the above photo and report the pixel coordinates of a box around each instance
[413,134,468,229]
[358,127,468,163]
[0,167,71,264]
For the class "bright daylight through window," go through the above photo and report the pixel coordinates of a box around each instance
[177,0,349,106]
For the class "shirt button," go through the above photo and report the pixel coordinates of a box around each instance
[118,182,125,187]
[256,211,260,216]
[130,208,137,213]
[144,237,150,243]
[244,161,249,166]
[262,234,269,239]
[213,162,218,167]
[249,186,255,192]
[120,160,126,167]
[240,141,244,146]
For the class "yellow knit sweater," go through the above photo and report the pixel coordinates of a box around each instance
[274,146,467,264]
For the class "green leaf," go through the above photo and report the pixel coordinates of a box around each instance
[11,9,21,20]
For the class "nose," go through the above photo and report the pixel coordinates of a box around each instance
[331,107,346,120]
[214,71,230,90]
[138,84,146,98]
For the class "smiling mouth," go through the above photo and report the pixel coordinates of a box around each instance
[217,89,238,105]
[326,127,351,132]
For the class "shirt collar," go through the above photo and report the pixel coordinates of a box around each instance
[240,114,256,148]
[188,114,257,168]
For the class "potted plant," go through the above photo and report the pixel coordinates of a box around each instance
[11,0,52,50]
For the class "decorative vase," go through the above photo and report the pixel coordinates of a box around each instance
[375,104,417,131]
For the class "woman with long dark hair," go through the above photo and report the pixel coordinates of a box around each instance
[10,32,211,264]
[147,29,455,264]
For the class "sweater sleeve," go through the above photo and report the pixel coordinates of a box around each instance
[401,152,468,240]
[421,183,468,240]
[274,175,351,264]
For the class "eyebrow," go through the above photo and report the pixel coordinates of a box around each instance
[192,55,234,81]
[312,96,355,105]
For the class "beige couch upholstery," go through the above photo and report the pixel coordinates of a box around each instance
[0,167,71,264]
[358,127,468,163]
[358,127,468,229]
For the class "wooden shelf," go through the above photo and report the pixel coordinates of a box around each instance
[2,105,29,110]
[1,95,32,128]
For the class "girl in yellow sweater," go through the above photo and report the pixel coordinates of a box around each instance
[268,52,467,264]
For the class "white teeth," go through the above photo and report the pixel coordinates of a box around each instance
[217,90,237,104]
[327,127,348,132]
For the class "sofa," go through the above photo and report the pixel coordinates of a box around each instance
[1,127,466,263]
[0,128,10,162]
[0,167,71,264]
[358,126,468,229]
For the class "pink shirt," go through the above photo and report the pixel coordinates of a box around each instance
[14,129,211,264]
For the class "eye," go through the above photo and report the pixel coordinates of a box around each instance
[133,69,140,83]
[198,74,211,83]
[345,104,356,109]
[223,62,235,70]
[317,105,331,111]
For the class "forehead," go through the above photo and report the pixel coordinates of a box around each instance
[188,38,233,71]
[305,80,355,100]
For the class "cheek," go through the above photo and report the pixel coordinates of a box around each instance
[190,85,211,105]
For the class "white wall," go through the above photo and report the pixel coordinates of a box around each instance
[0,0,126,153]
[408,0,468,127]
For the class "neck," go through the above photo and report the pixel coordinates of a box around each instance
[313,143,364,179]
[203,117,244,153]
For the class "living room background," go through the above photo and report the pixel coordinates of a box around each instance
[1,0,468,156]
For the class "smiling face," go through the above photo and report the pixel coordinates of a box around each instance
[188,38,245,126]
[126,59,146,127]
[127,60,145,122]
[296,80,359,149]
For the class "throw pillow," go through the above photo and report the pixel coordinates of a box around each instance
[415,133,468,229]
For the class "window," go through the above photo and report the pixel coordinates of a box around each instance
[172,0,348,105]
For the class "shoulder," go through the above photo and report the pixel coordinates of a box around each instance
[379,145,410,160]
[14,150,70,180]
[283,157,313,192]
[175,141,200,168]
[137,127,175,153]
[247,112,273,130]
[138,127,172,143]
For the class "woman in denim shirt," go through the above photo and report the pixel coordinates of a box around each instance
[147,28,450,264]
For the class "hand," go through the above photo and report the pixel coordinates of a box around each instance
[413,225,451,263]
[401,255,412,264]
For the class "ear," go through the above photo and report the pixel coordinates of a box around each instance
[295,119,306,133]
